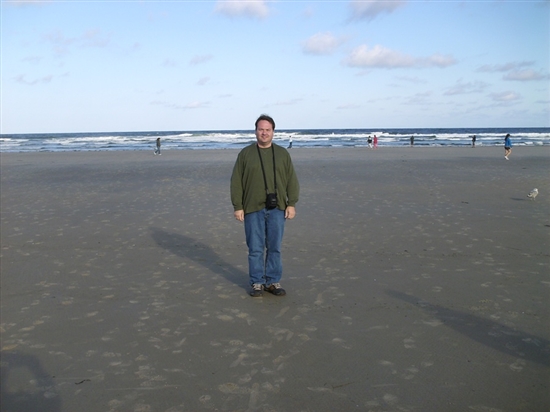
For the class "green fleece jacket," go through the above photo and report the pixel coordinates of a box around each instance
[231,143,299,214]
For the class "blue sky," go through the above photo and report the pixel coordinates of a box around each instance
[2,0,549,133]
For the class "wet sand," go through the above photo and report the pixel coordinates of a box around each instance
[1,147,549,412]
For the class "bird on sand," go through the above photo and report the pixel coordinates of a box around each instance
[527,188,538,200]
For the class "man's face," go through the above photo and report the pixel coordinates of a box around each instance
[255,120,274,148]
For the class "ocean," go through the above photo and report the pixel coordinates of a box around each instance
[1,127,548,152]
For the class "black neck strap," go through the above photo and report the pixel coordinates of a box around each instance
[257,144,277,194]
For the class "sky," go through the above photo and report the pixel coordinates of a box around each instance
[1,0,549,134]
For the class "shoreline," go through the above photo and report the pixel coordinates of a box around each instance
[1,142,549,154]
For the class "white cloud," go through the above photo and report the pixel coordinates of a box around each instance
[337,103,361,110]
[184,101,209,109]
[489,91,521,102]
[215,0,270,19]
[424,53,457,68]
[14,74,54,85]
[302,32,346,55]
[267,98,303,107]
[5,0,51,7]
[81,29,111,48]
[22,56,43,65]
[395,75,427,84]
[163,58,178,67]
[151,100,210,110]
[503,69,550,81]
[344,45,456,69]
[190,54,213,66]
[197,77,210,86]
[444,80,489,96]
[42,29,110,56]
[476,61,534,72]
[301,6,315,19]
[349,0,406,21]
[403,91,433,105]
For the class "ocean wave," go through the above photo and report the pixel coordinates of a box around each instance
[1,128,548,152]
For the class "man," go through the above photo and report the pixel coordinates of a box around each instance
[230,114,300,297]
[154,137,161,155]
[504,133,512,160]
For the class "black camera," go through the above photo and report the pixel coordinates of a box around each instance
[266,193,278,209]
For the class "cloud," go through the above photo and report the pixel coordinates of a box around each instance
[349,0,407,21]
[215,0,270,19]
[184,101,209,109]
[22,56,43,65]
[476,61,534,72]
[42,29,111,56]
[80,29,111,48]
[302,32,346,55]
[151,100,210,110]
[162,58,178,67]
[267,98,303,107]
[190,54,213,65]
[5,0,51,7]
[444,79,489,96]
[302,6,315,19]
[403,91,433,105]
[197,77,210,86]
[14,74,54,85]
[337,103,361,110]
[395,75,427,84]
[489,91,521,102]
[503,69,550,81]
[343,45,456,69]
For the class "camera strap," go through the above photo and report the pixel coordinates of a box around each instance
[256,144,277,195]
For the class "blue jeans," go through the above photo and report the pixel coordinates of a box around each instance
[244,208,285,286]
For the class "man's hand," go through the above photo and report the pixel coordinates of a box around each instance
[285,206,296,220]
[234,210,244,222]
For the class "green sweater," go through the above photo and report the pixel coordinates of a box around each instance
[231,143,299,214]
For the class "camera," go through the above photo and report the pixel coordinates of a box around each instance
[266,193,278,209]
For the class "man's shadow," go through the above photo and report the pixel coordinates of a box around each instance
[150,227,248,290]
[386,289,550,367]
[0,352,62,412]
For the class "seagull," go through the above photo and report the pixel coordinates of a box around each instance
[527,188,538,200]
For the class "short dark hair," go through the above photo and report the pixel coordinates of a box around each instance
[255,114,275,130]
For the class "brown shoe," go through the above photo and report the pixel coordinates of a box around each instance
[264,283,286,296]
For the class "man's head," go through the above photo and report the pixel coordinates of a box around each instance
[255,114,275,148]
[255,114,275,131]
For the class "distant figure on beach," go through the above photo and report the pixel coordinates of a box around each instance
[367,136,373,149]
[504,133,512,160]
[410,136,414,146]
[230,114,300,298]
[373,135,378,149]
[472,135,476,147]
[288,136,293,149]
[154,138,161,155]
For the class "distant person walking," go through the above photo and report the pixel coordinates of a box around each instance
[472,135,476,147]
[504,134,512,160]
[154,138,161,155]
[367,136,373,149]
[373,135,378,149]
[410,136,414,147]
[288,136,293,149]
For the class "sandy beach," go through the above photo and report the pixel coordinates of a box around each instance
[1,146,549,412]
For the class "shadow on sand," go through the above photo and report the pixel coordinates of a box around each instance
[150,227,248,290]
[386,289,550,367]
[0,351,62,412]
